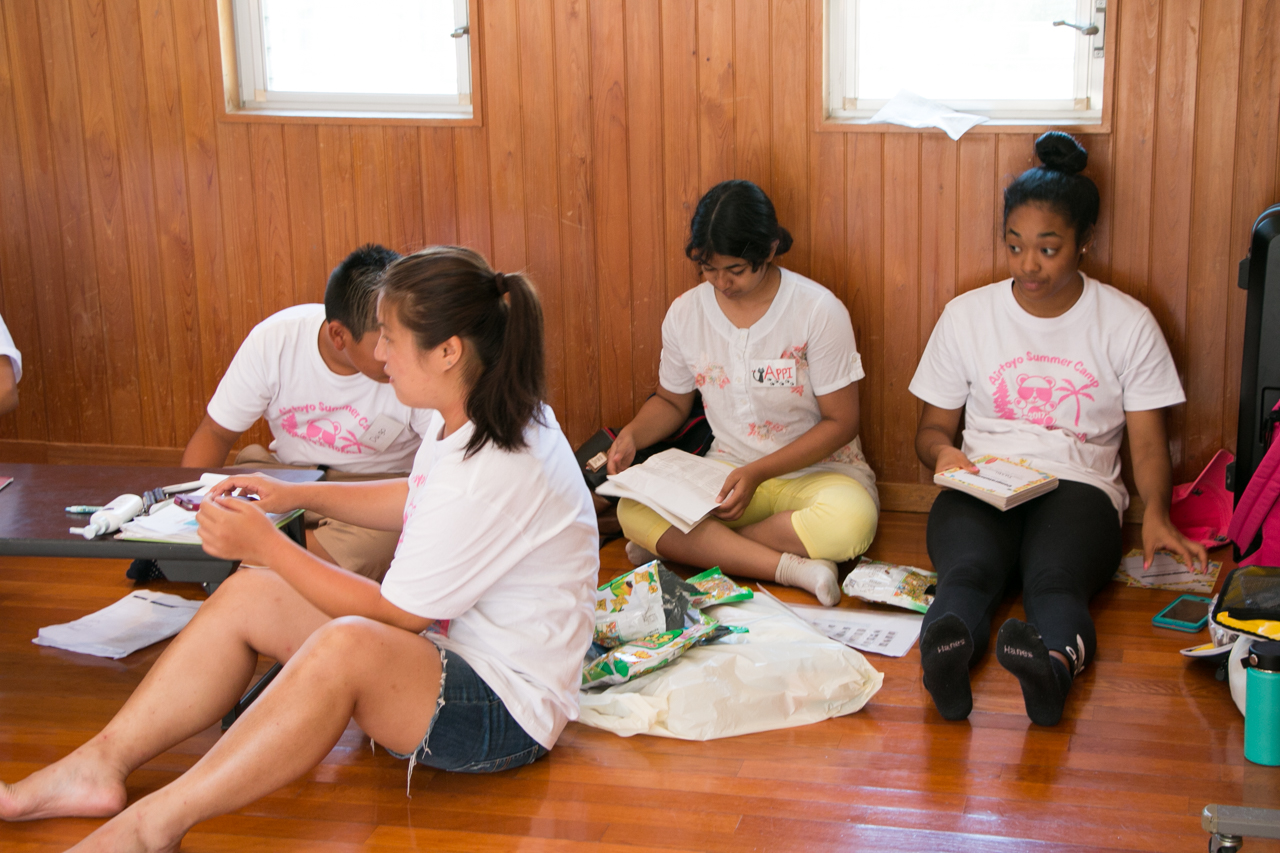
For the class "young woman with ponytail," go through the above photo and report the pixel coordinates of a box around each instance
[0,246,599,850]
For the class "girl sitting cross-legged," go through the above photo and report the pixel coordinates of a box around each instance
[0,246,599,851]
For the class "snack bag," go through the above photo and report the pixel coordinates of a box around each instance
[582,610,742,688]
[594,561,700,648]
[841,560,936,614]
[687,566,754,608]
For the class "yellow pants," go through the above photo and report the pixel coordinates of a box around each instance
[617,467,879,563]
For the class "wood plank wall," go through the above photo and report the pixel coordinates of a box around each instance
[0,0,1278,487]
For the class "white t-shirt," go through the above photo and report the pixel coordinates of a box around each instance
[909,276,1185,514]
[658,267,878,506]
[207,305,433,474]
[0,314,22,383]
[380,406,599,749]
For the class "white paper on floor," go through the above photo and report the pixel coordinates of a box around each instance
[757,586,923,657]
[34,590,201,659]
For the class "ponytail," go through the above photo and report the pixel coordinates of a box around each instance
[380,246,546,457]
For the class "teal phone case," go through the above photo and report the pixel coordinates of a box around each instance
[1152,594,1212,632]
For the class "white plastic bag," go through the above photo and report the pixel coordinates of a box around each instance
[577,592,883,740]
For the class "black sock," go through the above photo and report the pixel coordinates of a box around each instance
[995,618,1067,727]
[920,612,974,721]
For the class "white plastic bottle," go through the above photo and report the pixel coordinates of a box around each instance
[70,494,144,540]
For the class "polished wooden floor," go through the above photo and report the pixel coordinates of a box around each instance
[2,512,1279,852]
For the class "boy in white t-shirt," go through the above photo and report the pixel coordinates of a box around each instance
[607,181,879,606]
[0,313,21,416]
[909,133,1208,727]
[182,244,433,579]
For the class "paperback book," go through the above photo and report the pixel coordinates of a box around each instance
[933,454,1058,510]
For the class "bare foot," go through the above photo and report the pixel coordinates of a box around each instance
[67,803,182,853]
[0,747,128,822]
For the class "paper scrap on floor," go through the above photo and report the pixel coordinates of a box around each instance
[34,590,201,659]
[757,586,922,657]
[1115,549,1221,594]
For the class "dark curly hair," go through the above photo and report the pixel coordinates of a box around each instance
[1003,132,1100,244]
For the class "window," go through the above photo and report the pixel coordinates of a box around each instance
[228,0,473,119]
[825,0,1107,126]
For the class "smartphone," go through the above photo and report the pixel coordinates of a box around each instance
[1152,594,1212,632]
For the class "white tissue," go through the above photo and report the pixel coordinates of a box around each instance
[868,90,989,141]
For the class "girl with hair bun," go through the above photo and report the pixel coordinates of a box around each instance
[0,246,599,849]
[909,132,1207,726]
[607,179,880,607]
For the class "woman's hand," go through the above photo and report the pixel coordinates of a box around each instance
[934,446,978,475]
[606,429,638,475]
[1141,510,1209,572]
[196,495,287,566]
[205,474,300,514]
[713,465,762,522]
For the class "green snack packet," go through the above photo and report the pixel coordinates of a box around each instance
[594,561,700,648]
[841,560,937,614]
[686,566,754,607]
[582,610,745,688]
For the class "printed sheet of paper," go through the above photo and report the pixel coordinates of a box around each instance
[34,590,201,659]
[757,586,923,658]
[596,449,726,532]
[1115,549,1221,594]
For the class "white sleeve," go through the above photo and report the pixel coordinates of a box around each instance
[206,328,276,433]
[380,490,530,620]
[657,300,696,395]
[909,309,971,409]
[806,295,864,396]
[0,314,22,384]
[1120,309,1186,411]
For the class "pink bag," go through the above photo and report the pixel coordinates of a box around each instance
[1228,439,1280,567]
[1170,449,1235,549]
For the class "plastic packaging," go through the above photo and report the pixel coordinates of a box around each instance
[69,494,144,540]
[582,610,739,688]
[687,567,754,607]
[594,562,700,648]
[841,560,937,614]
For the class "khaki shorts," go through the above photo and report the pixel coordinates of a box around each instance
[233,445,402,582]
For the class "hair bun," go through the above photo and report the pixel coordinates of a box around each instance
[1035,131,1088,175]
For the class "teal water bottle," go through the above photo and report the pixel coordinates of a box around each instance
[1244,640,1280,766]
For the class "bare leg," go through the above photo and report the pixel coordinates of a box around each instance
[655,511,810,581]
[68,616,442,853]
[0,569,328,823]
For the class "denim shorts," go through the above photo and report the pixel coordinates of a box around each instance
[384,647,548,778]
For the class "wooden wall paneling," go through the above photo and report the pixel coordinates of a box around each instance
[137,0,202,444]
[1183,0,1243,474]
[68,0,144,445]
[482,0,528,274]
[696,0,734,191]
[994,134,1036,283]
[0,12,47,442]
[623,0,666,408]
[880,134,920,484]
[419,128,459,247]
[808,133,845,300]
[553,0,599,446]
[917,135,957,482]
[956,135,995,294]
[350,126,392,249]
[770,0,810,274]
[317,126,359,268]
[660,0,701,309]
[1107,0,1161,306]
[248,124,296,321]
[383,127,426,257]
[733,0,771,192]
[1146,0,1201,477]
[452,124,494,259]
[846,135,883,473]
[172,0,236,405]
[1224,0,1280,455]
[35,0,109,443]
[281,126,327,305]
[515,0,565,422]
[1078,134,1114,284]
[104,0,175,447]
[590,0,634,429]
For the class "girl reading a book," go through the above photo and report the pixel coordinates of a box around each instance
[605,179,878,606]
[0,247,599,850]
[909,132,1207,726]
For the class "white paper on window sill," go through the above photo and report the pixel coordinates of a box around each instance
[757,586,923,657]
[868,90,989,141]
[34,590,202,659]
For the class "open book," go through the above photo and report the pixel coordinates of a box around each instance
[933,454,1058,510]
[595,449,727,533]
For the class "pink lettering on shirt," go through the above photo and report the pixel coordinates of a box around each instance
[277,402,370,454]
[989,351,1100,440]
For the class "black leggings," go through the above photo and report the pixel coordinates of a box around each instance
[922,480,1122,671]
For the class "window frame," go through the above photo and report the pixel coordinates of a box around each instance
[216,0,482,126]
[817,0,1115,134]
